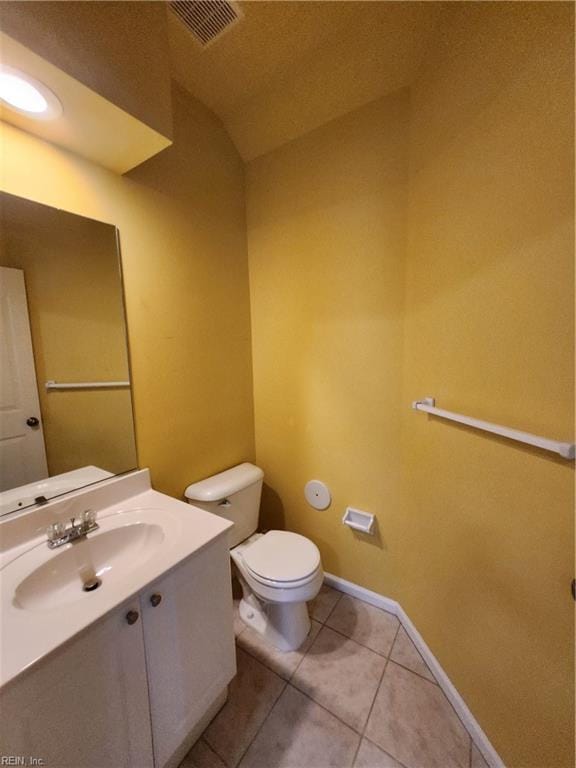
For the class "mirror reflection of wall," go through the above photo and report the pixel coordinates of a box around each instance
[0,192,137,514]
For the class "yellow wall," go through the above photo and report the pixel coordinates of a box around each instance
[1,195,136,476]
[246,4,574,767]
[402,4,574,767]
[0,83,255,498]
[247,89,409,597]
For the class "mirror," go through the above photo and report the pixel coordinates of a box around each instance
[0,192,137,516]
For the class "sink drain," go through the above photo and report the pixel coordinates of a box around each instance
[83,577,102,592]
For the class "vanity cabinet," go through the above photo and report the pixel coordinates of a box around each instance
[0,534,235,768]
[142,536,236,768]
[0,595,154,768]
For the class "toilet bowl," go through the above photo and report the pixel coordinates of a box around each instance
[185,463,323,652]
[232,530,323,651]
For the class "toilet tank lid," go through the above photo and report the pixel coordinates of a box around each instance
[184,463,264,502]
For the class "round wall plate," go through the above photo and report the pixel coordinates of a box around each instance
[304,479,331,510]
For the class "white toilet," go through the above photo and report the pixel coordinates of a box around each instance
[185,463,323,652]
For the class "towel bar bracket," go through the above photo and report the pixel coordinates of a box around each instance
[412,397,435,409]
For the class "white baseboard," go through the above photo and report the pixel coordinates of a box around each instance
[323,573,400,614]
[323,572,505,768]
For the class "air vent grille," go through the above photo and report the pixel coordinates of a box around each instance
[169,1,242,47]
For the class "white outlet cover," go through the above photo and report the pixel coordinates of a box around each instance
[304,480,331,510]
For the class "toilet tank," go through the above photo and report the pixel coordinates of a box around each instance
[184,463,264,548]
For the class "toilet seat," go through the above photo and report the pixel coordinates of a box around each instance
[244,563,323,590]
[242,530,320,584]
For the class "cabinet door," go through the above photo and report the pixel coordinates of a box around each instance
[141,536,236,768]
[0,599,153,768]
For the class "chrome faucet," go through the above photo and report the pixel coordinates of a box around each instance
[46,510,99,549]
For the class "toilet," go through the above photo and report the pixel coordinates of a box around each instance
[185,463,323,652]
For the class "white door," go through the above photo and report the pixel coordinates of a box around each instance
[141,538,236,768]
[0,266,48,491]
[0,597,154,768]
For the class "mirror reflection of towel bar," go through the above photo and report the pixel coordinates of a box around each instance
[45,380,131,391]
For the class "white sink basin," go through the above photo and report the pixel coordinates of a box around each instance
[13,522,164,612]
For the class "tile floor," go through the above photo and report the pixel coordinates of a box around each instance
[180,585,490,768]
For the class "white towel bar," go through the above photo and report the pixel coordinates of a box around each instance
[45,380,130,391]
[412,398,575,460]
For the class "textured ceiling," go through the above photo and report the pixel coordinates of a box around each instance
[168,1,448,161]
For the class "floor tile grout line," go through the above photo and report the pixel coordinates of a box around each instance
[239,602,435,687]
[321,589,417,661]
[200,676,406,768]
[321,592,443,686]
[321,620,399,660]
[235,594,406,750]
[397,624,435,671]
[288,621,401,739]
[288,681,372,737]
[238,634,438,691]
[360,734,413,768]
[241,588,394,657]
[326,590,477,752]
[232,589,477,768]
[310,588,343,625]
[239,589,394,676]
[227,590,474,768]
[206,646,287,768]
[289,622,391,712]
[235,639,292,681]
[341,592,477,752]
[238,593,447,721]
[417,652,479,748]
[382,656,475,759]
[235,620,322,683]
[287,588,344,680]
[378,657,476,765]
[240,589,473,759]
[287,630,315,682]
[233,679,289,768]
[349,621,402,767]
[284,680,370,738]
[198,737,231,768]
[387,657,439,686]
[321,588,343,623]
[201,733,231,768]
[286,618,324,682]
[234,640,475,768]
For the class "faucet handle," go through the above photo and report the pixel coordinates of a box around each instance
[80,509,96,526]
[46,521,65,541]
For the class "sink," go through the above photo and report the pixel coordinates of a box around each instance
[12,522,164,612]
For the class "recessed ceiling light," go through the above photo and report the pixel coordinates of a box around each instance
[0,66,62,120]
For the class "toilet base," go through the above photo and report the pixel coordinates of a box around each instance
[238,594,311,652]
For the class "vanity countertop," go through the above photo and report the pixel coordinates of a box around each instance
[0,472,232,689]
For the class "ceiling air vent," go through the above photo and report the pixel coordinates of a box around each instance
[169,1,243,47]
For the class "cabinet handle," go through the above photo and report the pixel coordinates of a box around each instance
[126,610,139,625]
[150,593,162,607]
